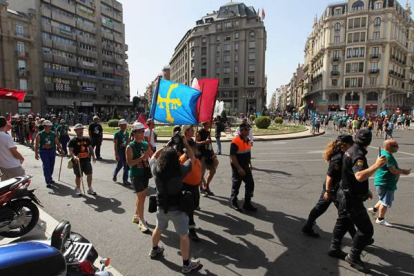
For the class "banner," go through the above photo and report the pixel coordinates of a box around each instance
[151,79,201,125]
[195,79,220,123]
[0,87,26,102]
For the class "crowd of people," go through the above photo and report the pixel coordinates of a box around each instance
[0,109,412,274]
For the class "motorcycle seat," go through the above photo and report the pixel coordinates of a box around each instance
[0,176,27,194]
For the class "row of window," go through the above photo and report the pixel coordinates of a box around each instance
[221,77,255,86]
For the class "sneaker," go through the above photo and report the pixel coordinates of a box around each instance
[112,176,117,182]
[205,188,215,196]
[182,258,201,274]
[301,225,320,238]
[46,184,53,189]
[123,181,131,186]
[367,207,377,216]
[376,218,393,227]
[87,188,97,196]
[75,188,82,196]
[230,200,242,212]
[189,229,200,242]
[345,254,371,273]
[132,215,139,224]
[138,220,150,233]
[50,180,56,184]
[149,245,164,259]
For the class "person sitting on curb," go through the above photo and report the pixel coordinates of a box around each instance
[368,139,411,226]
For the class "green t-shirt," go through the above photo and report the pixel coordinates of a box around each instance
[352,120,359,128]
[56,125,69,136]
[128,141,148,177]
[38,130,56,149]
[114,130,129,148]
[374,150,399,190]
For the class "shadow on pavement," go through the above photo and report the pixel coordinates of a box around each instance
[96,159,117,165]
[253,168,293,176]
[365,246,414,276]
[390,223,414,235]
[82,194,125,214]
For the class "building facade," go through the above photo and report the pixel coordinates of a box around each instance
[303,0,414,116]
[7,0,130,114]
[169,2,267,116]
[0,0,41,113]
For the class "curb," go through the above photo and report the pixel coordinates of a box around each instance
[69,127,325,143]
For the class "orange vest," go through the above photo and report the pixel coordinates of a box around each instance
[179,154,202,186]
[231,135,252,154]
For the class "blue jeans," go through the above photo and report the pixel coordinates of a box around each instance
[114,147,128,182]
[39,149,56,184]
[216,136,222,154]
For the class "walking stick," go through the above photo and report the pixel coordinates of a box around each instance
[78,161,86,195]
[58,155,63,181]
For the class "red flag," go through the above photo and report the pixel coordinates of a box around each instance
[136,113,148,128]
[262,8,265,20]
[196,79,220,123]
[0,87,26,102]
[256,8,260,21]
[6,113,11,132]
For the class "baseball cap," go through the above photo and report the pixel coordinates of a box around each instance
[355,129,372,146]
[182,125,194,132]
[118,119,127,125]
[74,124,84,130]
[60,119,65,123]
[93,116,99,120]
[336,134,354,144]
[43,120,53,126]
[132,122,145,131]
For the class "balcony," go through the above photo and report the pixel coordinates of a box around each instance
[53,41,76,53]
[100,7,113,18]
[52,26,76,40]
[41,22,52,33]
[15,32,31,39]
[114,33,123,43]
[54,55,77,67]
[51,10,76,27]
[76,34,96,45]
[102,65,114,74]
[331,71,340,76]
[369,54,381,59]
[78,61,97,70]
[114,23,123,34]
[102,41,114,51]
[113,12,122,22]
[76,6,95,21]
[369,69,380,74]
[76,21,95,33]
[102,54,114,63]
[114,56,123,65]
[114,1,123,11]
[17,69,30,77]
[51,0,76,13]
[77,48,97,59]
[114,46,123,54]
[41,7,51,17]
[16,51,29,58]
[332,57,341,62]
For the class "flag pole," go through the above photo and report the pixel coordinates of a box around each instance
[148,76,162,152]
[196,82,205,134]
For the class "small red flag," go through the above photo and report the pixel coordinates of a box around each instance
[262,8,265,20]
[6,113,11,132]
[136,113,148,128]
[196,79,220,123]
[0,87,26,102]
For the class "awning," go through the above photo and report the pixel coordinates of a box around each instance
[0,87,26,102]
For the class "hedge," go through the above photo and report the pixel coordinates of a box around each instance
[274,117,283,124]
[255,116,271,129]
[108,119,119,127]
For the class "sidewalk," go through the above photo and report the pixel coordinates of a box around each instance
[69,126,325,142]
[0,208,122,276]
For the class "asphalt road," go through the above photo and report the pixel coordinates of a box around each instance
[4,128,414,276]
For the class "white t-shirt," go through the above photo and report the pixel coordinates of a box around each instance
[144,128,155,147]
[0,132,21,169]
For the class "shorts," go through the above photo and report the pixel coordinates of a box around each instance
[156,208,189,236]
[376,185,395,208]
[0,166,26,181]
[131,176,149,193]
[73,159,92,177]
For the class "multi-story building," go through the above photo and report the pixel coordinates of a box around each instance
[169,1,267,116]
[280,84,288,112]
[303,0,414,116]
[269,87,282,112]
[0,0,41,113]
[8,0,131,114]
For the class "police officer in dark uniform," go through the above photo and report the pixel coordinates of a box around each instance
[230,122,256,212]
[329,130,387,273]
[302,134,355,239]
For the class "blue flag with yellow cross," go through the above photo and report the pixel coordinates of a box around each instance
[151,79,201,125]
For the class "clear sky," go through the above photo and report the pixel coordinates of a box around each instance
[119,0,414,105]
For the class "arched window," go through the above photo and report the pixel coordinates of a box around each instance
[374,17,381,27]
[334,22,341,31]
[352,0,365,11]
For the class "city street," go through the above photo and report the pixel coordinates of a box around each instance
[3,128,414,276]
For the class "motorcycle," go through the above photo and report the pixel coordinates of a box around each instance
[0,175,41,238]
[0,220,112,276]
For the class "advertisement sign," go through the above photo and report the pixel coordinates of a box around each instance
[82,86,96,92]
